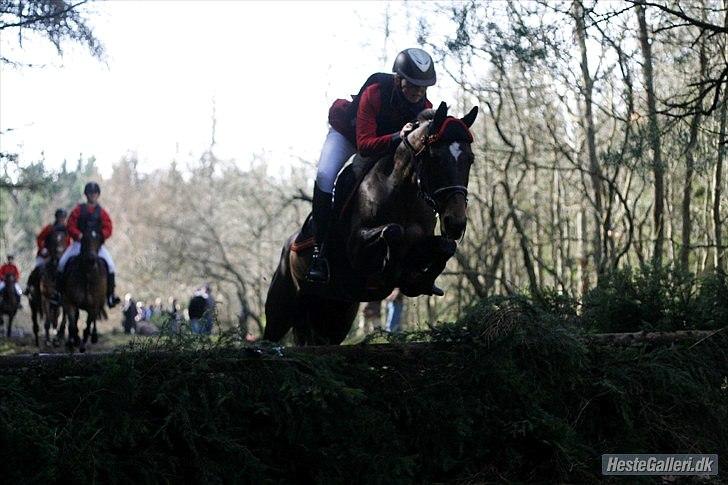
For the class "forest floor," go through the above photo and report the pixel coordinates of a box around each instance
[1,306,145,355]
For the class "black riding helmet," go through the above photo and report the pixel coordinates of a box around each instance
[84,182,101,196]
[55,208,67,219]
[392,48,436,87]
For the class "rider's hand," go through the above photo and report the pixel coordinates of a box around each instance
[399,122,414,139]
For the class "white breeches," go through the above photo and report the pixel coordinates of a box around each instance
[59,241,116,273]
[315,128,356,194]
[0,282,22,294]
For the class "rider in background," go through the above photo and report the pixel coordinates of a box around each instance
[34,208,70,267]
[307,48,437,283]
[58,182,121,308]
[0,254,23,308]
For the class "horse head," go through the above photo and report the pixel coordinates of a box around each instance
[47,229,69,263]
[81,226,103,264]
[402,102,478,240]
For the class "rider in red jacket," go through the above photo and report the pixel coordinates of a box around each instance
[0,254,23,307]
[34,208,71,266]
[57,182,121,307]
[308,48,437,283]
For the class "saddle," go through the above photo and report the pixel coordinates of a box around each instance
[63,255,109,279]
[291,154,380,253]
[291,154,395,302]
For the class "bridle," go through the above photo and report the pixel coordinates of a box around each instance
[401,120,470,213]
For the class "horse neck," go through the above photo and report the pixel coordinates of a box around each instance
[2,283,16,305]
[389,144,420,193]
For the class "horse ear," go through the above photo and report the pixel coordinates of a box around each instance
[461,106,478,128]
[433,101,448,130]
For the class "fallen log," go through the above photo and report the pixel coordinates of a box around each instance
[0,328,723,373]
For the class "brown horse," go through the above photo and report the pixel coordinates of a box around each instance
[265,102,477,345]
[61,227,107,352]
[0,273,20,338]
[28,229,69,346]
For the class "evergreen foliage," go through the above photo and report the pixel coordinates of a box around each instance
[582,266,728,332]
[0,293,724,483]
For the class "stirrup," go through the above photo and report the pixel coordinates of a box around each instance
[107,295,121,308]
[306,247,330,284]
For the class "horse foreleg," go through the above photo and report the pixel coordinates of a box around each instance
[91,318,98,344]
[80,312,94,353]
[54,309,67,347]
[400,236,457,297]
[65,306,79,351]
[349,223,404,274]
[31,306,40,346]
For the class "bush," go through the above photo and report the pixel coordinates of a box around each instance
[581,265,724,332]
[0,271,725,483]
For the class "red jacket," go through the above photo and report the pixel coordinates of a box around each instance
[0,263,20,280]
[36,223,71,254]
[67,203,113,241]
[328,73,432,157]
[356,81,432,157]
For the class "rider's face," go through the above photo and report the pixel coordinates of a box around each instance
[86,192,100,204]
[400,79,427,104]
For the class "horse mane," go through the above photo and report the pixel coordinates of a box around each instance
[417,109,435,122]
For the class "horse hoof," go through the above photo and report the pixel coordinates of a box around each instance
[79,346,86,353]
[381,224,404,243]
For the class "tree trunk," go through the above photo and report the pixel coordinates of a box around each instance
[680,4,707,271]
[714,88,727,270]
[637,0,666,267]
[573,0,604,276]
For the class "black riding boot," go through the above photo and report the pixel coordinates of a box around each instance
[107,273,121,308]
[306,184,333,284]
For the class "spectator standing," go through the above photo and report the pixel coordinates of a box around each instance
[121,293,137,334]
[385,288,405,333]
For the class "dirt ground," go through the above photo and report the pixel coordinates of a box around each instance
[0,305,144,355]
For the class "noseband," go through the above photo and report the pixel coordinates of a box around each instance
[402,122,469,213]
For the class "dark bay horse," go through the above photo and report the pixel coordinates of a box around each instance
[265,102,478,345]
[0,273,20,338]
[61,227,107,352]
[28,229,69,346]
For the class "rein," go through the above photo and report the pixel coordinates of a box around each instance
[402,122,469,213]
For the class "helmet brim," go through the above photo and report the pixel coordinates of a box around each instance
[401,73,436,87]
